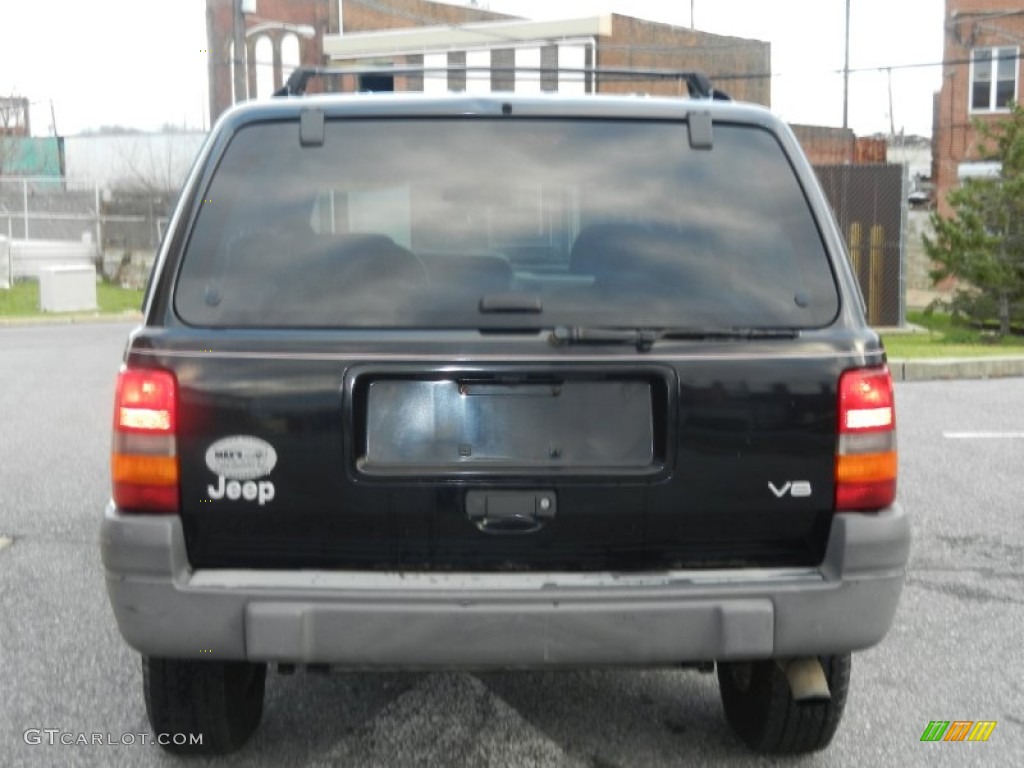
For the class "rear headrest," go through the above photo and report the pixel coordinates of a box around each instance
[324,233,426,287]
[570,222,718,295]
[424,253,512,292]
[569,223,682,274]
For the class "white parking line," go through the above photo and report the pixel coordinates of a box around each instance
[943,432,1024,439]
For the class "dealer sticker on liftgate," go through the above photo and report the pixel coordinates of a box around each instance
[205,435,277,505]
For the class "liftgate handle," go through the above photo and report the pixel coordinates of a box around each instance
[465,490,556,535]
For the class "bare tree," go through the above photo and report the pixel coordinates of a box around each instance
[116,132,201,198]
[101,132,204,268]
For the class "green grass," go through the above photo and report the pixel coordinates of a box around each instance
[881,309,1024,358]
[96,281,146,313]
[0,281,39,316]
[0,280,144,317]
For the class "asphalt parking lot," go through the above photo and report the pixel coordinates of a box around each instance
[1,322,1021,767]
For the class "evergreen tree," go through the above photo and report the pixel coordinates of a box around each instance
[925,103,1024,335]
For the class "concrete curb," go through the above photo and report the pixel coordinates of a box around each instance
[889,356,1024,382]
[0,311,143,327]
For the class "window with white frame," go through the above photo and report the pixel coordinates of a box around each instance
[970,47,1018,112]
[254,36,274,99]
[281,34,301,86]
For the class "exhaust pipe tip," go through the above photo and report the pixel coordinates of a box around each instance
[778,658,831,702]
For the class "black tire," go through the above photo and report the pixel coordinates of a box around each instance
[717,654,851,755]
[142,656,266,755]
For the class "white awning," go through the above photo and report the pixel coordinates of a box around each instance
[324,16,612,58]
[957,161,1002,179]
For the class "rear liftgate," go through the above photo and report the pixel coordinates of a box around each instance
[350,366,673,561]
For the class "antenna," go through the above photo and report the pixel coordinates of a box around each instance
[887,68,895,138]
[843,0,851,130]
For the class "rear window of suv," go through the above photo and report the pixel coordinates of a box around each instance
[175,118,839,329]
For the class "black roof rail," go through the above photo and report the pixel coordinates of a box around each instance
[273,66,731,101]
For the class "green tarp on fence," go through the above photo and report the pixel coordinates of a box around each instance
[1,137,64,177]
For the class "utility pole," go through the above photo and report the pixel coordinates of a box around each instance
[887,67,895,137]
[843,0,851,130]
[691,0,695,29]
[232,0,247,104]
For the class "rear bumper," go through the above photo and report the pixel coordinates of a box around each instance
[101,503,909,666]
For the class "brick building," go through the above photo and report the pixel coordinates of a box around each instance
[933,0,1024,214]
[206,0,770,121]
[790,125,888,166]
[206,0,338,117]
[0,97,31,137]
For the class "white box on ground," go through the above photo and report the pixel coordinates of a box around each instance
[0,236,10,289]
[39,265,98,312]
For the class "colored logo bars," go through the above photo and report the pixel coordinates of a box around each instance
[920,721,997,742]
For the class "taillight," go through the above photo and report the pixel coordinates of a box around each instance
[111,367,179,513]
[835,366,897,511]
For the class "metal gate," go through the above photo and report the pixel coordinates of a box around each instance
[813,163,906,327]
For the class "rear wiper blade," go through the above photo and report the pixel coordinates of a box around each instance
[549,326,798,352]
[658,327,800,341]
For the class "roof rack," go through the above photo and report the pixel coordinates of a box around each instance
[273,66,731,101]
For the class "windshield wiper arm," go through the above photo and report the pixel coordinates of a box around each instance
[549,326,660,351]
[549,326,798,352]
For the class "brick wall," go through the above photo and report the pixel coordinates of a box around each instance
[595,14,770,105]
[791,126,891,166]
[855,137,889,164]
[790,125,857,164]
[934,0,1024,215]
[341,0,510,32]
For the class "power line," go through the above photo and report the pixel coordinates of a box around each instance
[841,50,1020,75]
[648,50,1019,85]
[341,0,997,83]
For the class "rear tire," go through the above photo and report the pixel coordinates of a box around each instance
[717,654,851,754]
[142,656,266,755]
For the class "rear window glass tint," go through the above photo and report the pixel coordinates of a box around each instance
[175,118,838,329]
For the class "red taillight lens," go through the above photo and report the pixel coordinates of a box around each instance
[111,368,179,513]
[835,366,897,511]
[115,368,176,433]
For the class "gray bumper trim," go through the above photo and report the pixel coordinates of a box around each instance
[101,503,909,665]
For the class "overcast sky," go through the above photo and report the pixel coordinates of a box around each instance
[0,0,943,137]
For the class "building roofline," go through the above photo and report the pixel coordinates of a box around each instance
[606,12,769,46]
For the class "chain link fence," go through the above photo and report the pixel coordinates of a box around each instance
[0,177,173,285]
[0,177,172,250]
[813,163,907,327]
[4,167,910,316]
[0,177,100,242]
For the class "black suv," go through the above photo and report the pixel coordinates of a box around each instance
[101,71,908,756]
